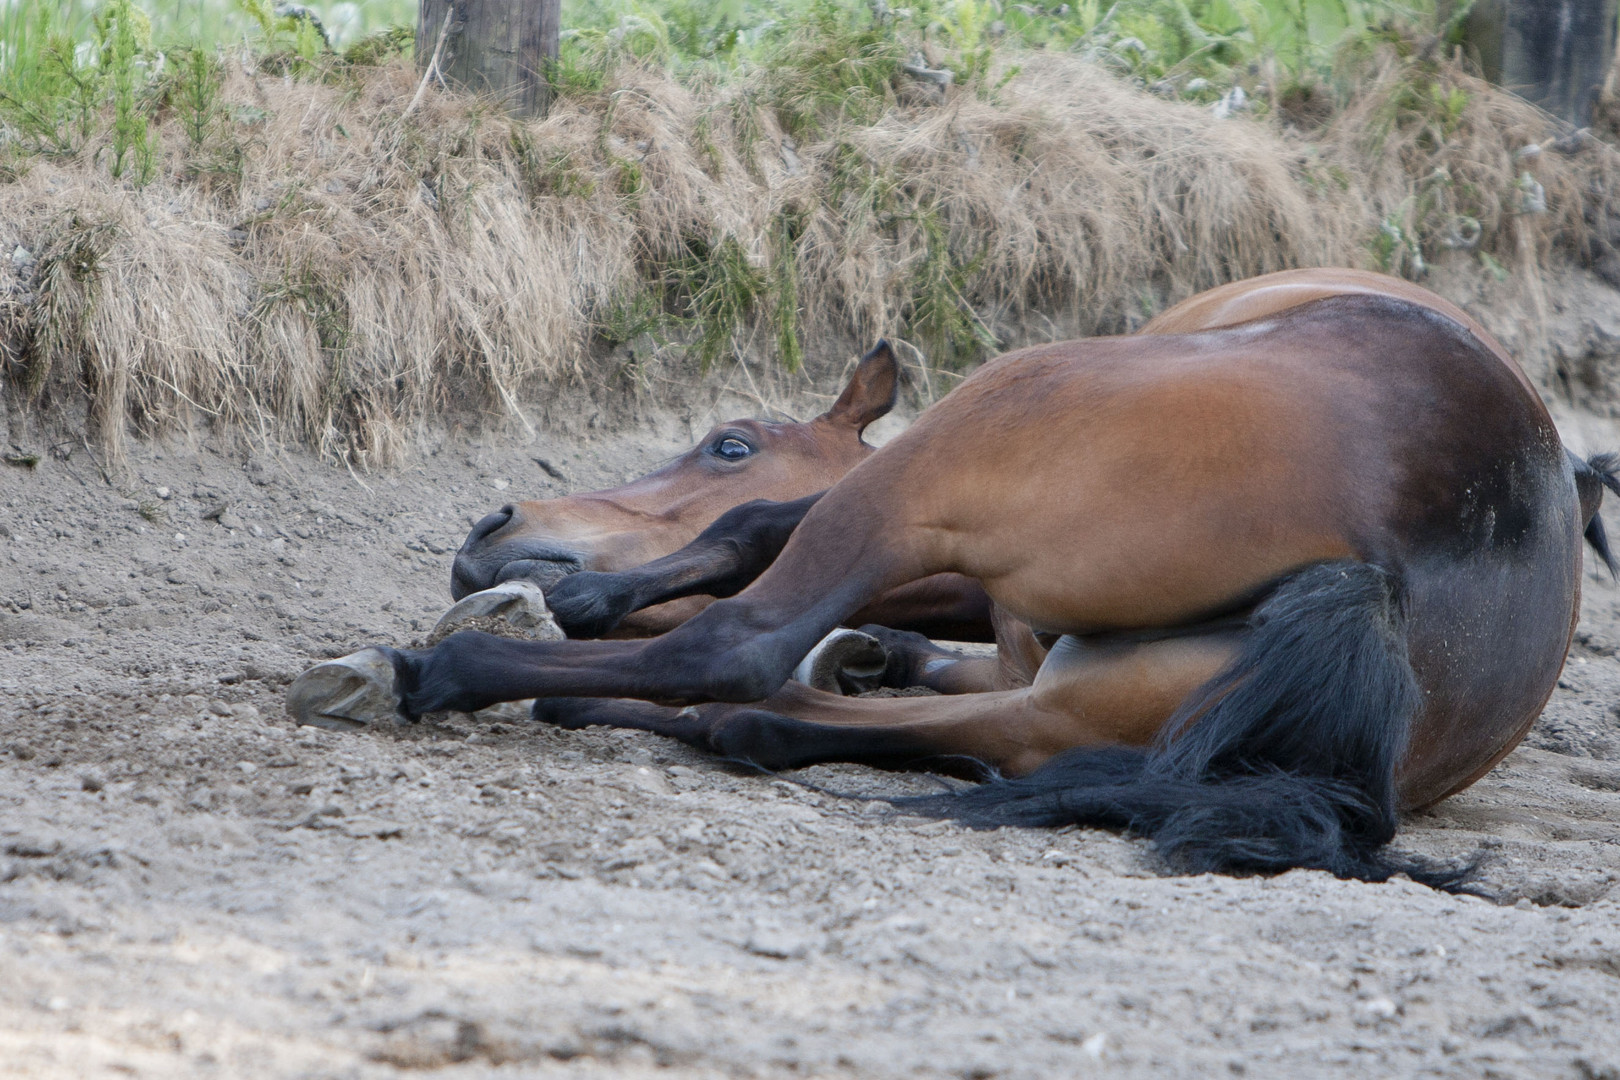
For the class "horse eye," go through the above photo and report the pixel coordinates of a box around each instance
[715,437,752,460]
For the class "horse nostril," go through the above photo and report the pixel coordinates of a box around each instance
[462,505,515,551]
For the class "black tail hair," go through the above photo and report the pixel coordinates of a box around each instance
[1574,451,1620,576]
[902,561,1472,891]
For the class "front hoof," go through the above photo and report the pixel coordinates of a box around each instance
[428,580,564,645]
[286,648,405,730]
[792,629,887,695]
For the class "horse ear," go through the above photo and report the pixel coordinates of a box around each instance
[821,340,899,432]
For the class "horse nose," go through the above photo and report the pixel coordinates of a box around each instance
[464,505,515,549]
[450,506,516,599]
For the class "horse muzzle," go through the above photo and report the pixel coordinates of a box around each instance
[451,545,585,599]
[451,506,588,599]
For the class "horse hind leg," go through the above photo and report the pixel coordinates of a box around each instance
[534,629,1241,777]
[911,561,1471,888]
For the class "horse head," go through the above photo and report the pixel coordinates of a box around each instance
[449,343,900,629]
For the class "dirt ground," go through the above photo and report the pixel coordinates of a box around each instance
[5,366,1620,1079]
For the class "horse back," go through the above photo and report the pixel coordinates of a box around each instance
[1141,268,1531,387]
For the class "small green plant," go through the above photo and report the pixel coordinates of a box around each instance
[96,0,154,183]
[238,0,330,74]
[342,25,414,66]
[595,289,666,345]
[770,210,804,373]
[25,211,119,399]
[673,233,765,370]
[1479,251,1510,282]
[0,0,99,154]
[760,0,906,141]
[172,45,223,150]
[511,128,599,201]
[1372,210,1425,279]
[905,205,996,368]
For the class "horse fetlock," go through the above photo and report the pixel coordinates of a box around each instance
[706,708,810,768]
[531,696,610,729]
[400,631,504,717]
[546,571,641,638]
[286,647,408,730]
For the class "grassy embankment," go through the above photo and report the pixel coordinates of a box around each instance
[1,0,1616,464]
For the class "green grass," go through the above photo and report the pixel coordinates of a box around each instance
[0,0,1457,380]
[2,0,1442,88]
[0,0,1448,171]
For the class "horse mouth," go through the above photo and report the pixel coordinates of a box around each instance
[493,557,583,592]
[450,545,585,599]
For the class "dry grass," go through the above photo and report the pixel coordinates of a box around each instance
[2,44,1616,464]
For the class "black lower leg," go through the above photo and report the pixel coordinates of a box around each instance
[533,696,957,773]
[548,493,825,637]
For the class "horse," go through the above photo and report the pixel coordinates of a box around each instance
[443,269,1590,697]
[288,271,1618,885]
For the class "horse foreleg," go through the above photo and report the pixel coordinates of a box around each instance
[546,494,824,637]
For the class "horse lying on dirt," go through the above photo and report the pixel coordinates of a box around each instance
[289,270,1619,886]
[445,268,1600,700]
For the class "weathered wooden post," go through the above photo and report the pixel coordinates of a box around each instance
[1449,0,1619,125]
[415,0,561,119]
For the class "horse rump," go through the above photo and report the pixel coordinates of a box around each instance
[903,561,1474,890]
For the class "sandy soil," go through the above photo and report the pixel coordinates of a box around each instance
[4,388,1620,1080]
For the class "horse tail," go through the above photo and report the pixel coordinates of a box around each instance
[1573,451,1620,576]
[904,561,1472,890]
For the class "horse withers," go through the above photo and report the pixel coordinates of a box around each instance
[289,273,1617,886]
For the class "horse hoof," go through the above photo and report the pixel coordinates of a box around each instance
[428,580,565,644]
[793,629,887,695]
[285,648,403,730]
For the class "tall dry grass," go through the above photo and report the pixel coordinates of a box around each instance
[2,44,1615,464]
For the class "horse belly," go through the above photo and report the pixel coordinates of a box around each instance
[976,521,1351,635]
[938,447,1354,635]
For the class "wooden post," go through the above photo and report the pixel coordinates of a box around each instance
[1448,0,1619,125]
[416,0,561,119]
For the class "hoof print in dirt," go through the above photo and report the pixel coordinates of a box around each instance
[427,579,565,645]
[286,647,404,731]
[793,628,887,695]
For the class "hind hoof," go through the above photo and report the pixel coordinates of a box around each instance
[429,580,564,644]
[793,629,887,695]
[286,648,403,730]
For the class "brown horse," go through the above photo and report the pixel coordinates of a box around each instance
[448,269,1548,695]
[291,272,1617,885]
